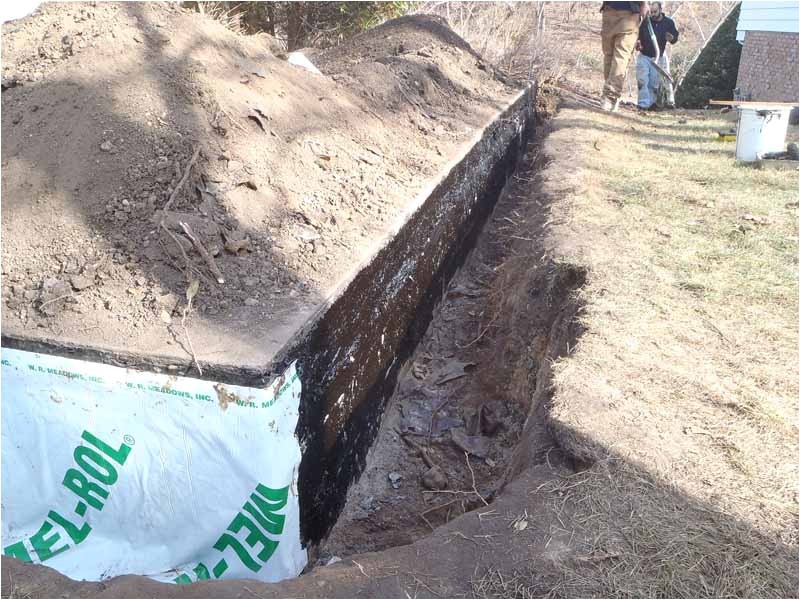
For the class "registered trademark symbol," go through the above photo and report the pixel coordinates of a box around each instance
[123,434,135,445]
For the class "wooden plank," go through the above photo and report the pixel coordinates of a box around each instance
[710,100,798,107]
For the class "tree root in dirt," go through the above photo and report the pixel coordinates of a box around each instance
[155,147,206,374]
[179,221,225,284]
[400,431,449,491]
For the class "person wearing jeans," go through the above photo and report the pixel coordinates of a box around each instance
[636,1,679,109]
[600,1,648,112]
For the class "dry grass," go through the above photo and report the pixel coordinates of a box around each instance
[191,1,245,35]
[494,101,798,598]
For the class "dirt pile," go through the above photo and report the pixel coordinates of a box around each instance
[1,3,518,372]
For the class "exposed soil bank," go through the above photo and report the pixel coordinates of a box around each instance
[1,4,518,375]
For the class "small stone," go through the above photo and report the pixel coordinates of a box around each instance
[422,465,448,490]
[69,275,94,291]
[157,294,178,309]
[244,298,259,306]
[42,277,70,299]
[159,309,172,324]
[242,276,258,287]
[388,472,403,489]
[121,199,130,207]
[135,276,147,286]
[100,140,114,152]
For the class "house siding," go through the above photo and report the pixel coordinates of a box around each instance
[737,0,799,41]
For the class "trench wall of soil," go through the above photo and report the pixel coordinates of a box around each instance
[1,84,536,546]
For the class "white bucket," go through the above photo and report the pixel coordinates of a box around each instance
[734,106,791,161]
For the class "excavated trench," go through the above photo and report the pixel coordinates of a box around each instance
[2,84,592,590]
[315,94,584,562]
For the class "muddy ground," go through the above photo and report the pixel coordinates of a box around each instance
[1,3,517,372]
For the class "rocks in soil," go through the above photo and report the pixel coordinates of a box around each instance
[450,428,489,458]
[480,405,502,436]
[38,277,72,315]
[421,465,448,490]
[466,403,502,436]
[222,229,253,255]
[69,274,94,291]
[435,359,476,385]
[40,277,70,300]
[388,472,403,489]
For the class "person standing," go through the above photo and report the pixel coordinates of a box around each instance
[600,1,649,112]
[636,1,679,109]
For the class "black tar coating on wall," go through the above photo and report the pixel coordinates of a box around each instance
[282,85,537,544]
[1,84,537,548]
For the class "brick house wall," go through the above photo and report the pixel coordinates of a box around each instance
[735,30,799,102]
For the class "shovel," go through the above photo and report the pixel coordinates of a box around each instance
[644,15,674,85]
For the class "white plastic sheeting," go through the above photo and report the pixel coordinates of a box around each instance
[287,51,323,75]
[1,347,307,584]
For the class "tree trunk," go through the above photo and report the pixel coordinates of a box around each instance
[287,2,306,50]
[265,2,276,36]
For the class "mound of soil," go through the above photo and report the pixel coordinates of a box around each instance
[1,4,519,372]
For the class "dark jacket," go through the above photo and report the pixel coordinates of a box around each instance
[639,15,679,58]
[601,2,643,12]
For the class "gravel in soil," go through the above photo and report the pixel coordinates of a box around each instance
[1,3,519,372]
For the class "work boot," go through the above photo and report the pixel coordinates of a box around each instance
[601,96,619,113]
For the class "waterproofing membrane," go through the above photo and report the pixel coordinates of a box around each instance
[1,348,306,584]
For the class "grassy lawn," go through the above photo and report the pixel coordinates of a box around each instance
[538,101,798,597]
